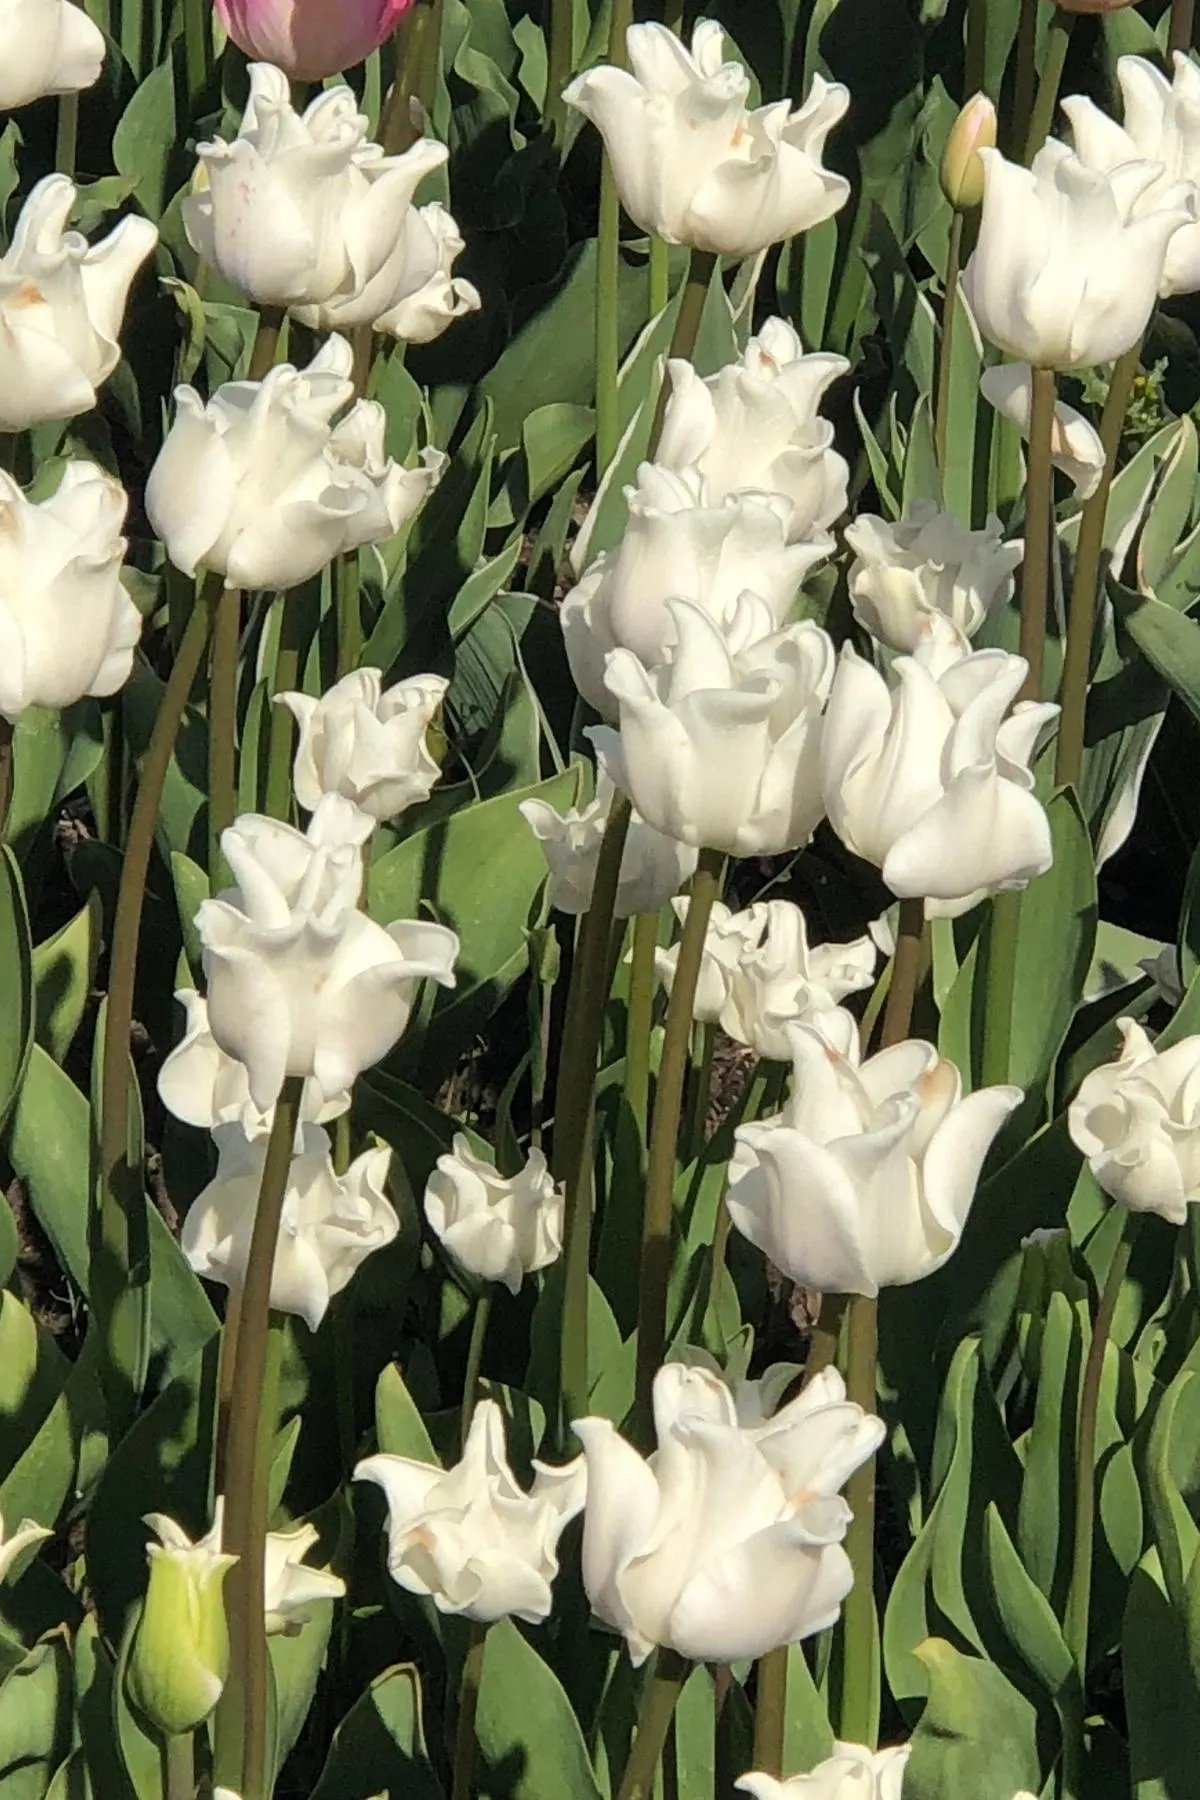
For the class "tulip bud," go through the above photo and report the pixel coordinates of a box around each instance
[939,93,996,212]
[126,1515,237,1735]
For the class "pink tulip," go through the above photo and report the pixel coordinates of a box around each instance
[215,0,415,81]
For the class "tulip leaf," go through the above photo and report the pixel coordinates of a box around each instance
[0,845,33,1133]
[31,892,101,1065]
[1017,1289,1088,1616]
[112,55,182,222]
[310,1663,442,1800]
[983,1502,1083,1758]
[375,1362,440,1467]
[5,703,104,867]
[73,1616,126,1800]
[1112,581,1200,731]
[0,1630,74,1799]
[1124,1552,1200,1800]
[902,1638,1042,1800]
[474,1617,604,1800]
[1145,1367,1200,1614]
[0,1291,68,1484]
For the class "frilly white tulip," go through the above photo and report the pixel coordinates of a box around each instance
[182,1122,398,1329]
[979,363,1106,499]
[562,463,828,718]
[0,175,157,430]
[355,1399,586,1624]
[0,464,141,724]
[0,1511,51,1584]
[563,21,850,257]
[574,1361,883,1665]
[738,1741,911,1800]
[276,668,447,821]
[0,0,105,109]
[519,764,697,919]
[820,621,1058,914]
[727,1024,1021,1295]
[1063,55,1200,297]
[158,989,350,1137]
[423,1136,564,1295]
[655,897,875,1060]
[845,502,1022,655]
[657,319,849,541]
[599,594,835,856]
[180,1501,345,1635]
[184,64,479,340]
[961,138,1193,367]
[195,801,459,1111]
[1068,1019,1200,1224]
[145,335,446,590]
[127,1514,235,1735]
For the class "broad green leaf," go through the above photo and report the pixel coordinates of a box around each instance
[983,1503,1083,1758]
[475,1617,604,1800]
[0,1631,74,1800]
[902,1638,1042,1800]
[375,1362,440,1465]
[31,893,101,1064]
[310,1663,442,1800]
[1017,1289,1088,1615]
[1113,581,1200,729]
[1125,1553,1200,1800]
[0,1291,68,1481]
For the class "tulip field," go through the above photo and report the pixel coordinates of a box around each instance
[7,0,1200,1796]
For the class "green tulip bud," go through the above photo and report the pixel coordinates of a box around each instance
[939,93,997,213]
[125,1513,237,1736]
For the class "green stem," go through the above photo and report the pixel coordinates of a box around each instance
[1055,344,1140,789]
[1009,0,1038,161]
[649,239,670,318]
[624,910,659,1140]
[182,0,212,109]
[165,1731,195,1800]
[752,1643,787,1778]
[1064,1212,1141,1677]
[934,212,963,474]
[964,0,988,98]
[1019,364,1057,703]
[556,795,633,1428]
[380,0,443,152]
[1025,9,1074,164]
[633,850,724,1439]
[647,250,718,456]
[247,307,285,383]
[264,596,308,821]
[462,1285,493,1451]
[1170,0,1196,55]
[881,897,926,1048]
[451,1625,489,1800]
[55,93,78,178]
[615,1649,689,1800]
[213,1077,303,1800]
[544,0,575,147]
[208,584,241,890]
[0,717,13,840]
[595,155,624,477]
[804,1292,849,1388]
[336,551,362,679]
[981,889,1022,1090]
[839,1293,879,1747]
[97,581,220,1429]
[214,1291,241,1500]
[685,1020,717,1163]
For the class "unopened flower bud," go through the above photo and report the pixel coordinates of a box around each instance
[940,93,996,212]
[126,1514,237,1735]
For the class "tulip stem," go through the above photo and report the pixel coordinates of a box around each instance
[1170,0,1196,55]
[1009,0,1039,162]
[804,1291,850,1388]
[595,0,635,476]
[214,1077,303,1800]
[648,250,718,455]
[881,897,926,1048]
[264,595,308,821]
[1064,1211,1141,1679]
[1019,365,1056,704]
[182,0,212,110]
[934,212,963,475]
[544,0,576,147]
[615,1648,689,1800]
[964,0,987,99]
[208,583,241,891]
[450,1623,488,1800]
[752,1643,788,1777]
[634,849,724,1442]
[97,578,221,1432]
[981,889,1021,1089]
[0,718,13,841]
[335,551,362,679]
[685,1020,717,1163]
[247,307,285,383]
[625,909,660,1140]
[165,1731,195,1800]
[1055,343,1140,790]
[555,794,633,1432]
[649,239,670,319]
[214,1290,242,1499]
[1024,10,1074,163]
[461,1285,493,1452]
[55,93,78,179]
[381,0,443,153]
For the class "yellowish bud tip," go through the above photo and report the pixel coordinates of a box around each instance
[939,94,997,213]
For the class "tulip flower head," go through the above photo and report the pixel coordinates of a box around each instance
[845,502,1023,656]
[738,1740,912,1800]
[0,0,106,109]
[216,0,413,84]
[979,364,1106,499]
[147,335,446,591]
[277,667,448,822]
[1068,1019,1200,1224]
[726,1024,1021,1295]
[423,1136,565,1295]
[519,764,698,919]
[162,1502,345,1637]
[0,175,157,430]
[355,1400,587,1624]
[574,1362,883,1665]
[656,318,850,542]
[127,1514,237,1734]
[158,989,351,1139]
[563,21,850,258]
[939,93,996,212]
[0,464,141,724]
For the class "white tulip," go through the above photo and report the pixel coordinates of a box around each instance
[519,762,697,919]
[0,175,157,430]
[727,1024,1020,1295]
[423,1136,564,1295]
[0,464,141,723]
[276,667,447,822]
[575,1361,883,1666]
[599,594,834,856]
[146,335,446,590]
[562,462,828,718]
[738,1741,911,1800]
[563,21,849,257]
[845,502,1022,655]
[657,319,849,541]
[1063,55,1200,297]
[158,989,350,1138]
[0,1511,51,1585]
[819,623,1058,914]
[961,138,1193,367]
[180,1501,345,1636]
[979,363,1106,499]
[0,0,105,109]
[355,1400,586,1624]
[184,63,479,340]
[654,898,772,1025]
[1068,1018,1200,1225]
[195,804,458,1112]
[182,1122,397,1330]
